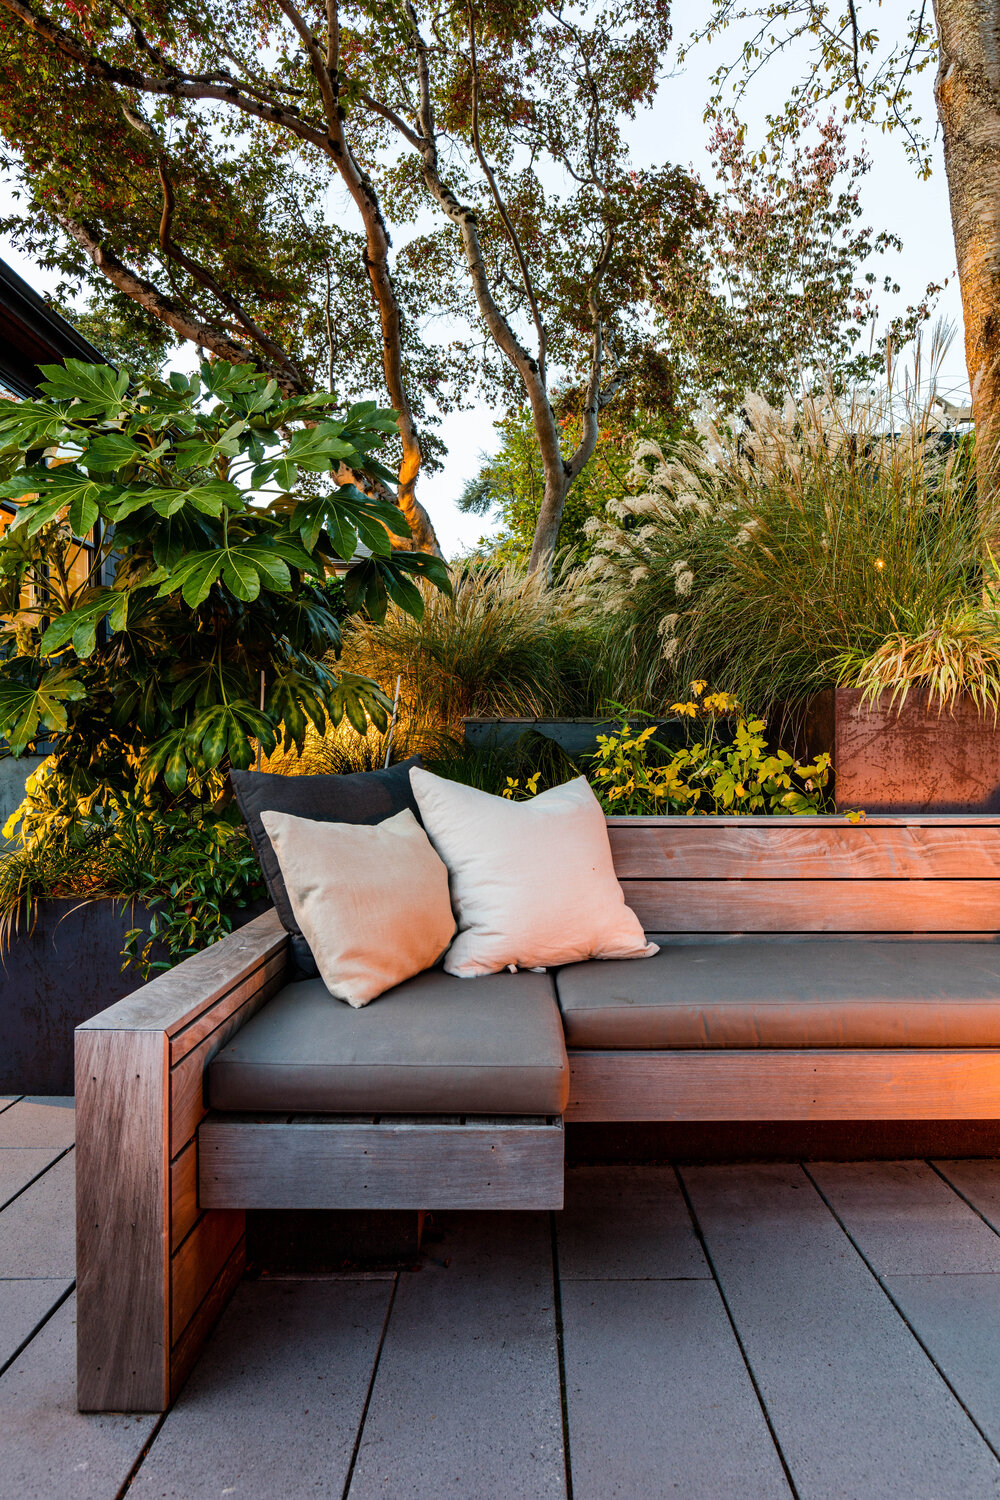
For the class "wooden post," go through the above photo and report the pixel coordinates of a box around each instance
[75,909,288,1412]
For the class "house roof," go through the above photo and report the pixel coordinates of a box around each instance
[0,255,107,397]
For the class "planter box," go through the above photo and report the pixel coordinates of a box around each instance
[1,896,266,1094]
[462,716,685,760]
[803,688,1000,813]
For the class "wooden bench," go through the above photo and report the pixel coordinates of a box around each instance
[75,812,1000,1411]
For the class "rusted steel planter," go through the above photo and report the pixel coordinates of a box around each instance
[803,688,1000,813]
[1,896,265,1094]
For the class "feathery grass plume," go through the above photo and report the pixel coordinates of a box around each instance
[334,563,607,759]
[584,326,987,715]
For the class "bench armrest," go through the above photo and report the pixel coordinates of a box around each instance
[75,908,289,1412]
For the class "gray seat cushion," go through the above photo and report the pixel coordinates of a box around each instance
[209,968,569,1115]
[555,941,1000,1049]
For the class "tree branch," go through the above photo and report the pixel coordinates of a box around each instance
[56,210,271,370]
[466,1,547,383]
[0,0,332,150]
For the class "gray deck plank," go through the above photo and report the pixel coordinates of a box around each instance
[0,1097,75,1148]
[562,1278,791,1499]
[0,1280,71,1371]
[557,1164,707,1280]
[935,1161,1000,1233]
[0,1294,156,1500]
[0,1148,66,1211]
[349,1212,566,1500]
[0,1152,74,1278]
[808,1161,1000,1273]
[126,1279,392,1500]
[683,1162,1000,1499]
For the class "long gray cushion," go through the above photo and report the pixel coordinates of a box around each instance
[209,968,569,1115]
[555,940,1000,1049]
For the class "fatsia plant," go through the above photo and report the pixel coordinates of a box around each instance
[0,358,449,834]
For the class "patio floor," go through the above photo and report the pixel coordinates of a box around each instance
[7,1101,1000,1497]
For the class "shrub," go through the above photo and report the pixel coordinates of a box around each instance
[583,343,986,716]
[587,684,831,815]
[336,563,606,758]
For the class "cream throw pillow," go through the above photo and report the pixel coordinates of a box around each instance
[409,768,657,977]
[259,807,455,1007]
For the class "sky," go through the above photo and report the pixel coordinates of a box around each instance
[0,1,965,560]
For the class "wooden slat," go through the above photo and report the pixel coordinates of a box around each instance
[198,1117,565,1211]
[169,1139,199,1255]
[566,1049,1000,1121]
[75,1028,169,1413]
[169,975,283,1158]
[169,950,288,1064]
[609,821,1000,881]
[170,1210,244,1343]
[621,878,1000,933]
[168,1234,245,1403]
[78,908,288,1036]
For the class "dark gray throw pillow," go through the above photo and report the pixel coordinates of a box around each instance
[231,757,424,977]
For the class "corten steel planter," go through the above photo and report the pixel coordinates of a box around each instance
[803,687,1000,813]
[1,896,266,1094]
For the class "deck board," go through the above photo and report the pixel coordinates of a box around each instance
[125,1280,393,1500]
[0,1279,71,1371]
[561,1279,792,1499]
[0,1152,75,1278]
[557,1164,707,1280]
[0,1097,75,1148]
[808,1161,1000,1273]
[0,1295,157,1500]
[0,1147,66,1211]
[348,1212,566,1500]
[934,1160,1000,1233]
[682,1162,1000,1498]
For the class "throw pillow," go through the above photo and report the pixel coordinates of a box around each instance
[231,757,423,977]
[259,807,456,1007]
[409,768,657,977]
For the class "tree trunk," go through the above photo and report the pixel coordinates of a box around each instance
[527,465,570,580]
[934,0,1000,511]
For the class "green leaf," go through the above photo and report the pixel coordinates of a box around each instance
[0,663,85,751]
[221,551,261,602]
[38,359,129,410]
[80,433,143,473]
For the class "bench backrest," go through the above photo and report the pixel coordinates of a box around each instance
[607,815,1000,939]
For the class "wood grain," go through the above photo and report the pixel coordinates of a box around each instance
[198,1116,565,1211]
[170,1210,244,1343]
[75,910,288,1412]
[168,951,287,1064]
[608,821,1000,881]
[169,973,284,1158]
[78,908,288,1037]
[169,1140,199,1254]
[621,878,1000,933]
[75,1028,169,1412]
[566,1049,1000,1121]
[168,1234,246,1403]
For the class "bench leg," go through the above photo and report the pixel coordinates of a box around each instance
[76,1027,245,1412]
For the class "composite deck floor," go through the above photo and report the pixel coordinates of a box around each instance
[9,1101,1000,1496]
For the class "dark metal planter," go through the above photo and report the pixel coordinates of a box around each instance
[462,716,685,760]
[1,896,266,1095]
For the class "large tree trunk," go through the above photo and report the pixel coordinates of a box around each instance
[934,0,1000,506]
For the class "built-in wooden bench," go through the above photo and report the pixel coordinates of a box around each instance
[76,813,1000,1411]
